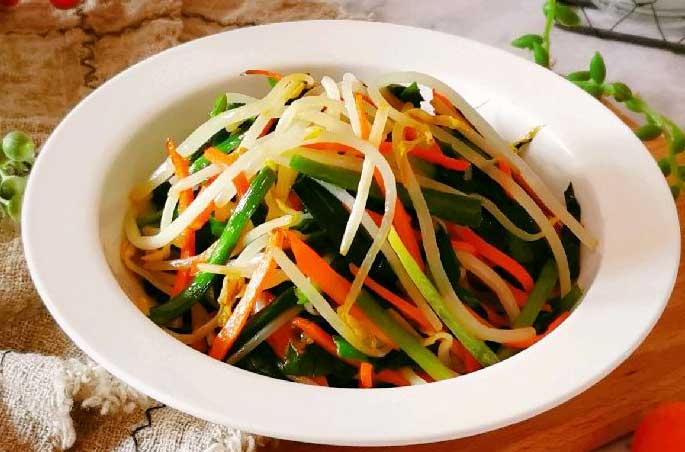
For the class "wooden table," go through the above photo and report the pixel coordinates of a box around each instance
[279,114,685,452]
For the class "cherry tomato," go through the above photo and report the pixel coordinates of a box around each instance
[49,0,81,9]
[0,0,21,7]
[632,402,685,452]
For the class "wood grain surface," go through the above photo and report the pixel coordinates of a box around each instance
[278,112,685,452]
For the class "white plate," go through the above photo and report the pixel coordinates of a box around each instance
[22,20,680,446]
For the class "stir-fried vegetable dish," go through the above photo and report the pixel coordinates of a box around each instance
[122,70,596,387]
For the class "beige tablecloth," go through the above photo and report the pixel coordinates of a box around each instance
[0,1,349,450]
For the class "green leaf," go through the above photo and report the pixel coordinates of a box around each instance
[532,41,549,67]
[658,158,671,176]
[635,124,663,141]
[235,343,286,380]
[209,93,228,117]
[280,343,355,378]
[566,70,590,82]
[589,52,606,84]
[208,216,227,238]
[670,125,685,154]
[554,4,581,26]
[511,34,543,49]
[267,77,278,88]
[6,195,21,221]
[573,81,603,98]
[609,82,632,102]
[0,176,26,200]
[2,131,35,162]
[332,335,369,362]
[625,97,645,113]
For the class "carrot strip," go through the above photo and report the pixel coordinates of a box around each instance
[375,369,409,386]
[404,127,418,141]
[447,224,534,292]
[167,139,196,294]
[350,265,432,332]
[366,210,383,226]
[451,341,481,373]
[409,142,470,172]
[285,231,397,348]
[496,156,514,198]
[372,168,425,271]
[190,200,214,231]
[291,317,340,357]
[505,311,571,349]
[451,239,477,254]
[287,192,303,211]
[507,283,529,307]
[266,323,293,359]
[379,141,393,155]
[310,376,329,386]
[232,171,250,197]
[244,69,283,80]
[203,147,239,166]
[354,93,371,140]
[259,118,277,137]
[209,234,283,360]
[359,362,374,388]
[432,89,464,120]
[479,303,509,328]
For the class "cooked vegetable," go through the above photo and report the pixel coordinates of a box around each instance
[124,71,593,387]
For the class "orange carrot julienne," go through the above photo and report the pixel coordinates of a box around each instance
[244,69,283,80]
[409,142,470,172]
[505,311,571,349]
[232,171,249,197]
[375,369,409,386]
[203,147,239,166]
[354,92,371,140]
[359,362,373,388]
[404,126,418,141]
[266,323,293,359]
[287,192,303,211]
[379,141,393,155]
[209,234,284,360]
[310,376,329,386]
[372,167,425,271]
[451,340,481,373]
[448,224,534,292]
[291,317,340,358]
[479,303,509,328]
[349,264,432,332]
[259,118,277,137]
[451,239,477,254]
[366,209,383,226]
[507,282,529,307]
[285,231,397,348]
[432,89,464,120]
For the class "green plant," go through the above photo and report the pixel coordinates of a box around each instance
[0,131,36,222]
[512,0,685,198]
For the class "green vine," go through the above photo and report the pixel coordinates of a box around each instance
[512,0,685,198]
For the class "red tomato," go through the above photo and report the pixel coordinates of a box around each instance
[0,0,21,7]
[632,402,685,452]
[49,0,80,9]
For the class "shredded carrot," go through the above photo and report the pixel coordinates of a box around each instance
[310,376,329,386]
[209,233,284,360]
[244,69,283,80]
[189,199,214,231]
[354,92,372,140]
[372,167,424,271]
[379,141,393,155]
[375,369,409,386]
[349,265,432,332]
[167,139,196,295]
[291,317,340,357]
[409,142,470,172]
[366,210,383,226]
[287,192,303,211]
[232,171,249,197]
[285,231,397,348]
[496,156,514,198]
[203,147,239,166]
[260,118,277,137]
[448,224,534,292]
[431,89,464,120]
[359,362,374,388]
[404,126,418,141]
[302,142,363,157]
[507,283,529,307]
[451,239,477,254]
[266,323,293,359]
[451,341,481,373]
[505,312,571,349]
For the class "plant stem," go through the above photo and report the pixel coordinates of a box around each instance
[542,0,556,55]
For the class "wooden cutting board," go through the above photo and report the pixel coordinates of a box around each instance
[278,110,685,452]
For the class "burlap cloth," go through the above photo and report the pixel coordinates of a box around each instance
[0,1,359,450]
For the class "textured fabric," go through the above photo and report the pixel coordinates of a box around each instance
[0,1,349,450]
